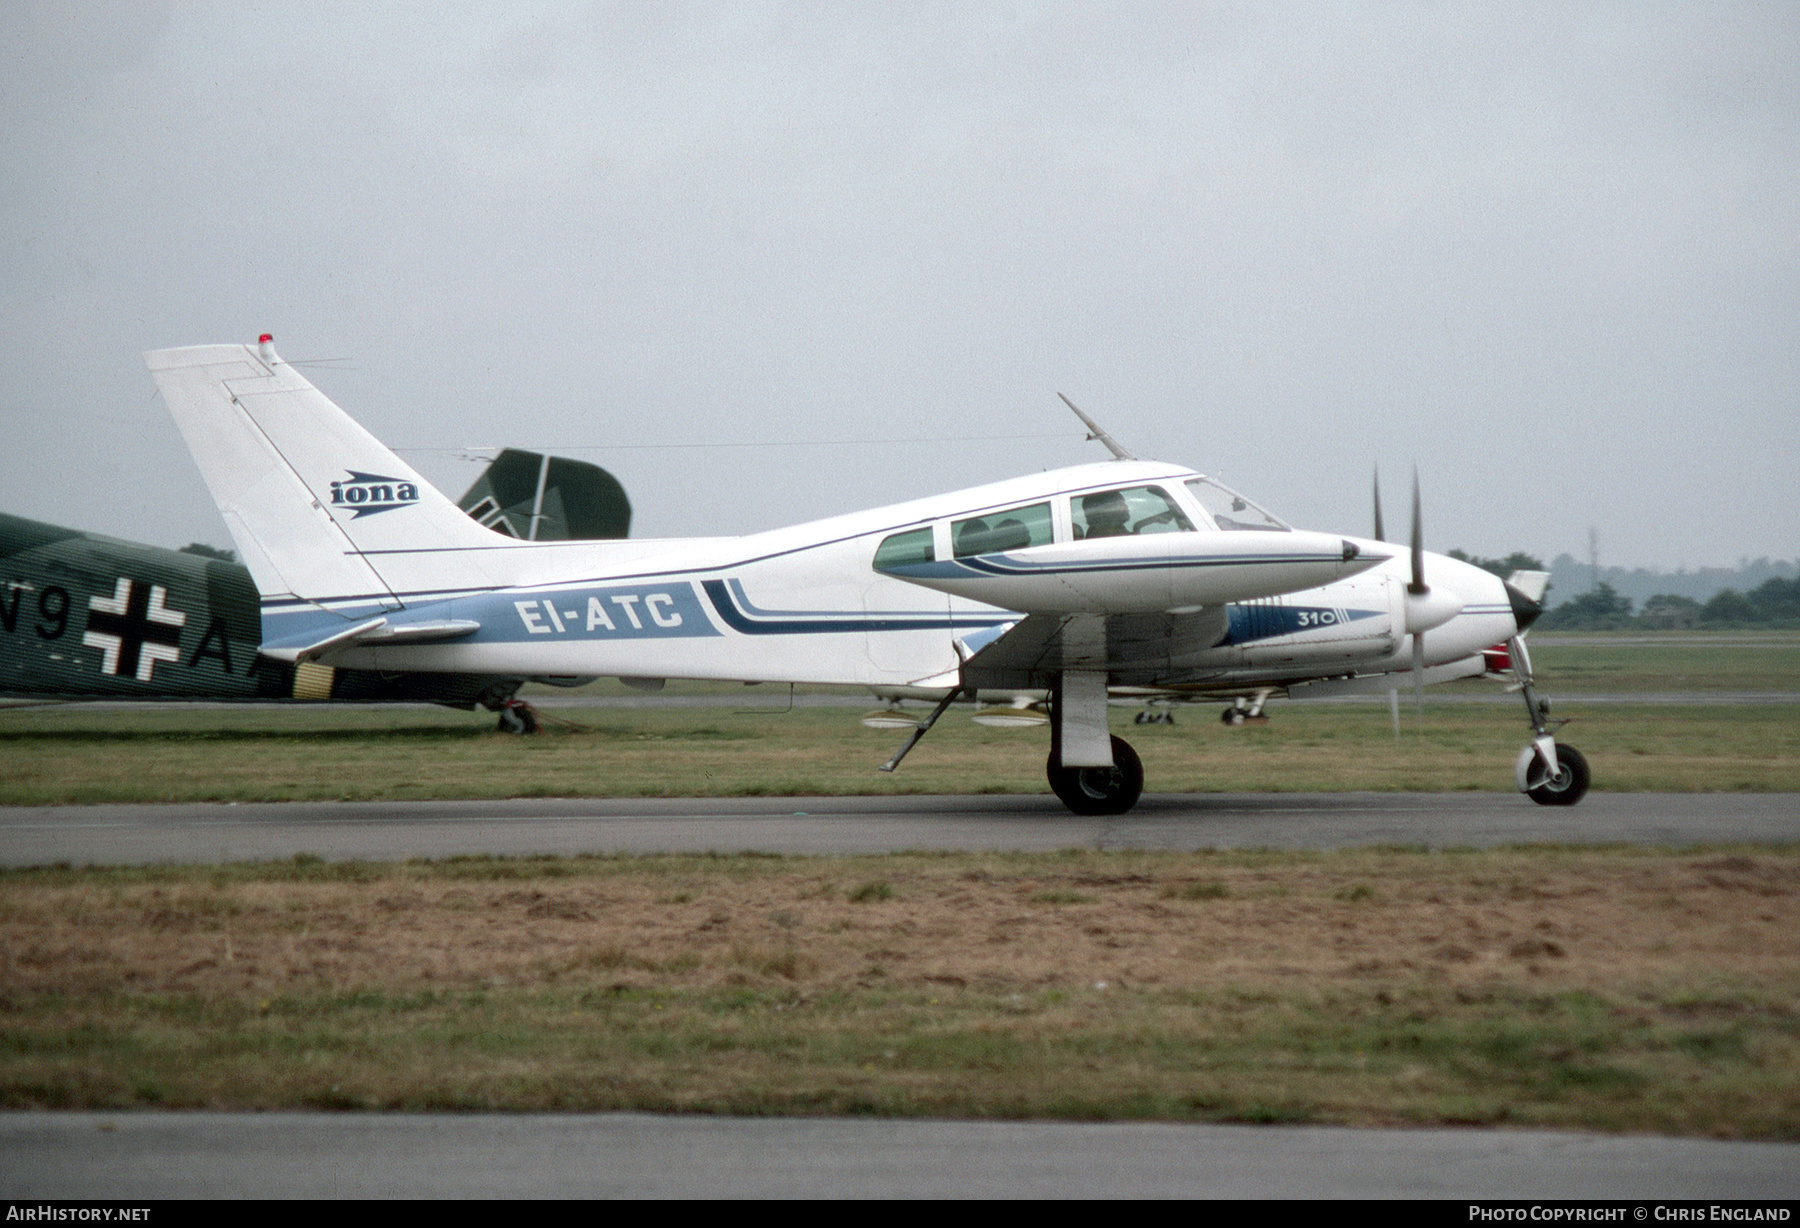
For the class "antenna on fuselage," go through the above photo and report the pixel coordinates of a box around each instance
[1057,393,1136,460]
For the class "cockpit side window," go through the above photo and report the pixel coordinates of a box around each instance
[1183,477,1290,532]
[872,527,935,572]
[952,501,1053,558]
[1071,486,1194,539]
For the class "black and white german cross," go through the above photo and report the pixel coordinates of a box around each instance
[81,578,187,682]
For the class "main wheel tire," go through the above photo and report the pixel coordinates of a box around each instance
[497,704,539,735]
[1526,742,1589,806]
[1046,735,1144,816]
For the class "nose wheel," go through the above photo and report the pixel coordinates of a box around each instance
[1520,741,1590,806]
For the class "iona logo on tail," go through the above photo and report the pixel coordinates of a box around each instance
[327,471,420,518]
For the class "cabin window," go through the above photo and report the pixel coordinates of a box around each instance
[1183,478,1290,532]
[1071,486,1194,539]
[952,502,1053,558]
[873,527,936,572]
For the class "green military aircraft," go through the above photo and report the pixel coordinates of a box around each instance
[1,450,628,731]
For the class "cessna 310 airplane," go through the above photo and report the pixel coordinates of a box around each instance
[146,336,1587,815]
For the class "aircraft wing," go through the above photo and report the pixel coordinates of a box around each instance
[959,608,1230,691]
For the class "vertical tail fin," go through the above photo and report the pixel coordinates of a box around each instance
[146,339,511,627]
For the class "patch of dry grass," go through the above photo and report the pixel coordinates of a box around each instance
[3,847,1796,1135]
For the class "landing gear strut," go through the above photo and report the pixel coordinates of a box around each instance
[1508,635,1589,806]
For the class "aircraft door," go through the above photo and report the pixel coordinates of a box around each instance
[864,524,957,680]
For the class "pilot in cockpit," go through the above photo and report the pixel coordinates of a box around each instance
[1079,491,1132,538]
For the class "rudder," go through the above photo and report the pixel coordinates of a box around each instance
[146,339,512,626]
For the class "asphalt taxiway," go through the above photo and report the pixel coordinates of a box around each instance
[4,1111,1797,1199]
[2,791,1794,868]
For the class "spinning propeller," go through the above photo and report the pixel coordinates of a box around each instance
[1372,465,1465,728]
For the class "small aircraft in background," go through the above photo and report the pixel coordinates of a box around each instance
[2,447,630,732]
[146,336,1586,814]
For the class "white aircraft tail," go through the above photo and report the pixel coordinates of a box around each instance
[146,339,513,616]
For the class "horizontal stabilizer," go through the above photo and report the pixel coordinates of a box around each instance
[263,616,481,663]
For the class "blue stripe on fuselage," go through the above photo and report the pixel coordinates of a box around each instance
[1222,605,1383,644]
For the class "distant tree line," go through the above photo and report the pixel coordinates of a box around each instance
[1538,578,1800,629]
[1448,550,1800,630]
[1546,552,1798,607]
[1448,550,1547,578]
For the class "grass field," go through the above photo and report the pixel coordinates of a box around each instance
[2,633,1795,1134]
[1526,632,1800,694]
[2,697,1796,806]
[4,631,1796,806]
[6,630,1795,807]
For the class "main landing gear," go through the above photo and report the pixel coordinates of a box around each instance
[1220,689,1274,726]
[1508,635,1590,806]
[1046,735,1144,816]
[496,698,540,735]
[1041,673,1146,816]
[872,682,1148,816]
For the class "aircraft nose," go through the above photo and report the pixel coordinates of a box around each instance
[1504,579,1543,633]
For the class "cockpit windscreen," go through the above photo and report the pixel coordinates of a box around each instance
[1183,477,1290,532]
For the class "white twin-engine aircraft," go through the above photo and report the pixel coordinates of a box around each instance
[146,338,1588,816]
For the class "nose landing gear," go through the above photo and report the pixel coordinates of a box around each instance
[1507,635,1589,806]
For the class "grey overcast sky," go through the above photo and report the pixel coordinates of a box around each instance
[3,2,1795,570]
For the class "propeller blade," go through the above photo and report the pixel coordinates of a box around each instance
[1372,465,1385,542]
[1412,632,1425,718]
[1408,466,1427,596]
[1388,684,1400,739]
